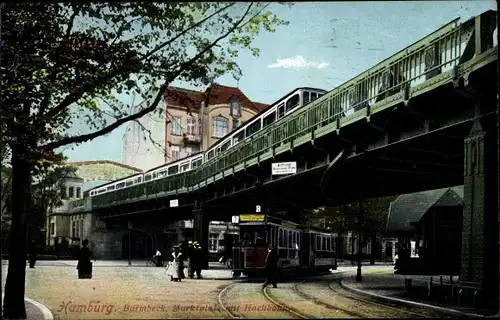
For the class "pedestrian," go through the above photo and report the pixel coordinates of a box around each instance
[169,245,183,282]
[28,240,37,269]
[77,239,93,279]
[189,242,203,279]
[263,245,278,288]
[153,248,163,267]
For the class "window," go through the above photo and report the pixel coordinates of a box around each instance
[288,230,293,248]
[230,97,242,117]
[50,222,55,236]
[171,145,180,161]
[168,165,179,175]
[72,221,76,238]
[171,116,181,135]
[233,130,245,145]
[60,186,66,199]
[186,117,196,135]
[186,145,200,157]
[233,119,240,130]
[212,117,228,138]
[286,93,300,112]
[209,233,219,253]
[68,187,74,198]
[303,91,310,104]
[76,187,81,198]
[263,112,276,128]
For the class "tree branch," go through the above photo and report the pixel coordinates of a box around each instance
[141,3,235,61]
[40,3,234,125]
[41,3,255,150]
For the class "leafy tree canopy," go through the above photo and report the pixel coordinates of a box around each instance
[2,2,289,167]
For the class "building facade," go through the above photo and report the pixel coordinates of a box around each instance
[122,84,268,170]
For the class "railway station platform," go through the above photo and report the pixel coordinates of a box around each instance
[340,273,494,317]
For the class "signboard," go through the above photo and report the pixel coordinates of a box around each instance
[169,199,179,207]
[239,214,265,222]
[256,205,261,213]
[272,162,297,175]
[231,215,240,224]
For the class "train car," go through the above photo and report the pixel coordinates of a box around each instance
[231,213,337,278]
[301,228,338,274]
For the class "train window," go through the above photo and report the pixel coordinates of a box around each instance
[327,237,331,251]
[180,162,190,172]
[322,236,327,251]
[125,180,134,186]
[284,230,288,248]
[233,130,245,145]
[168,165,179,175]
[106,185,115,191]
[192,158,203,168]
[310,92,318,101]
[288,230,293,248]
[277,103,285,118]
[285,93,300,112]
[220,140,231,152]
[137,177,142,183]
[303,91,310,104]
[279,229,284,247]
[145,174,152,182]
[263,112,276,128]
[207,150,214,160]
[316,236,321,251]
[158,170,167,178]
[117,182,125,189]
[245,120,261,137]
[153,172,158,179]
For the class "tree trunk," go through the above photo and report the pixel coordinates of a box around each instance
[2,150,32,319]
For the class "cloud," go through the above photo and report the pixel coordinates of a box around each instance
[268,55,329,70]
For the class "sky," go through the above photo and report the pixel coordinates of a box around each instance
[63,1,496,164]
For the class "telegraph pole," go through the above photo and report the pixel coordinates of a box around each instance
[356,191,363,282]
[128,222,132,266]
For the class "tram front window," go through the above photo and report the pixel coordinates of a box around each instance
[239,227,268,247]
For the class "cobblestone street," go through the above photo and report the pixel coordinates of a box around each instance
[1,264,234,319]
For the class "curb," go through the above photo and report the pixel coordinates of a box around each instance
[339,279,487,318]
[1,295,54,320]
[25,298,54,320]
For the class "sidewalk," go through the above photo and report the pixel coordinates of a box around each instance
[1,295,53,320]
[340,272,492,318]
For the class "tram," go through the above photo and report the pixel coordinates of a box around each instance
[231,214,338,278]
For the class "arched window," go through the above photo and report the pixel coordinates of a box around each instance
[212,116,228,138]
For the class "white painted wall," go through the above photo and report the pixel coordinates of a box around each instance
[122,104,166,171]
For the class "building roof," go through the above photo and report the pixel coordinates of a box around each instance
[385,186,463,234]
[165,84,268,113]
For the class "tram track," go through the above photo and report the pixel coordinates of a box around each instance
[217,267,455,319]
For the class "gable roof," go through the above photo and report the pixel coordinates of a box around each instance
[385,185,463,234]
[164,84,266,113]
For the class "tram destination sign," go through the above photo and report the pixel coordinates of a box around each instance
[272,162,297,175]
[239,214,266,222]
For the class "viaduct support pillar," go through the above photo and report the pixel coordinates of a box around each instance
[193,207,209,270]
[459,117,498,311]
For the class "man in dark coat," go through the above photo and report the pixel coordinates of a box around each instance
[77,239,93,279]
[263,246,278,288]
[188,241,203,279]
[28,240,37,268]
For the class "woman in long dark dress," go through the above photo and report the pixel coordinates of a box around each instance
[77,239,93,279]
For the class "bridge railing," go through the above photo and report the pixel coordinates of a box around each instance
[92,10,496,209]
[191,12,482,184]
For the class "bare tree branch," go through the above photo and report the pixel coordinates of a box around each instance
[41,3,255,150]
